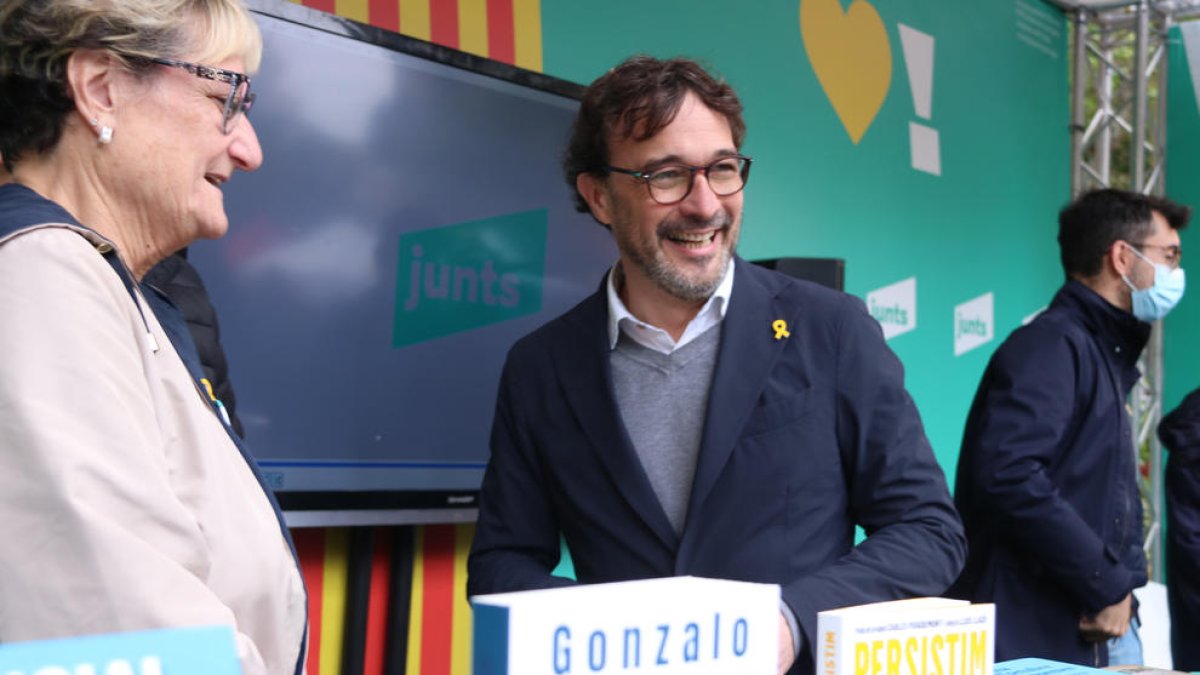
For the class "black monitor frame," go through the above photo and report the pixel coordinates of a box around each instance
[221,0,593,527]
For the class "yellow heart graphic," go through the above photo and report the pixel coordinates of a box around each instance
[800,0,893,144]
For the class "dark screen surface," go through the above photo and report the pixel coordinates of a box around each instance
[188,2,615,516]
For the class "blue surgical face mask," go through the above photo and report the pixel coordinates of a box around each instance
[1122,246,1186,322]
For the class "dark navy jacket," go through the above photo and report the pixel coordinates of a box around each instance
[1158,387,1200,671]
[468,258,966,675]
[951,280,1149,666]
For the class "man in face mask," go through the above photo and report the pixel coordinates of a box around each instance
[950,188,1189,667]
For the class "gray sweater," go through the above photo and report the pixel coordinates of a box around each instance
[610,323,721,533]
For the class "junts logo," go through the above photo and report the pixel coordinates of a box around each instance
[867,277,917,341]
[953,292,994,357]
[392,209,547,347]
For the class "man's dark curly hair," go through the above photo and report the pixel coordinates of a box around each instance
[563,55,745,217]
[1058,188,1190,280]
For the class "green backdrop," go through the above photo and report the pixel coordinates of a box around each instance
[1165,25,1200,413]
[539,0,1070,477]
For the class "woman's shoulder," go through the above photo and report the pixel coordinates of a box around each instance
[0,224,109,273]
[0,225,135,319]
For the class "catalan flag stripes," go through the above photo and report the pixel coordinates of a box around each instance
[406,524,475,675]
[294,527,352,675]
[290,0,542,71]
[363,528,394,675]
[293,528,327,673]
[297,526,455,675]
[450,525,475,674]
[319,529,350,674]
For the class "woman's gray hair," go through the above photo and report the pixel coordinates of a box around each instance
[0,0,262,170]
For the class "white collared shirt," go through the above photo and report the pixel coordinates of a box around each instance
[606,258,735,354]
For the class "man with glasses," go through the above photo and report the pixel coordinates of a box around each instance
[468,55,965,675]
[951,188,1189,666]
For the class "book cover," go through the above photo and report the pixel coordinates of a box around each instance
[994,658,1108,675]
[817,597,995,675]
[996,659,1190,675]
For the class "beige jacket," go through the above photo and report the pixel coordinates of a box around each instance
[0,224,306,675]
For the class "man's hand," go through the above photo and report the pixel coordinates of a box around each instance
[1079,592,1132,641]
[779,612,796,675]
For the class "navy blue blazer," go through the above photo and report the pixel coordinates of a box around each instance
[1159,387,1200,672]
[950,281,1149,667]
[467,258,965,675]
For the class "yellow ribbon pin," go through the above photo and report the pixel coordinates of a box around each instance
[773,319,791,340]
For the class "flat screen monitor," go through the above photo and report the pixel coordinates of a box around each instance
[189,0,616,525]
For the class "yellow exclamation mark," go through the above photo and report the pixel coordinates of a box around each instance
[899,24,939,176]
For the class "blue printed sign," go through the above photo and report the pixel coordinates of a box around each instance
[0,625,241,675]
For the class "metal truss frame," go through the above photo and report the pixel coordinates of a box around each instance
[1054,0,1195,581]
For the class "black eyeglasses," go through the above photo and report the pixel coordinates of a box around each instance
[150,57,254,134]
[604,155,752,205]
[1129,241,1183,270]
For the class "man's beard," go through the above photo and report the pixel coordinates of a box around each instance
[623,211,737,303]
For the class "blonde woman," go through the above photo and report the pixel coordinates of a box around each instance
[0,2,305,673]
